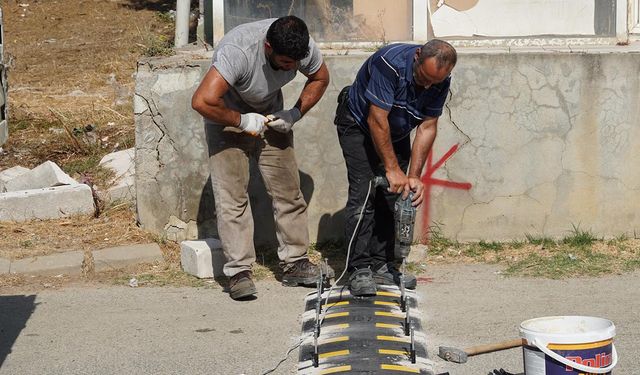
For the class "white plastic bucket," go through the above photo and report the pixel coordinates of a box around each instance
[519,316,617,375]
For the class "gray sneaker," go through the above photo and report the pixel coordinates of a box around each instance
[281,259,335,287]
[348,268,377,296]
[373,263,417,289]
[228,271,257,300]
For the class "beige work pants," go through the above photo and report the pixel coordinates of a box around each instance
[207,127,309,277]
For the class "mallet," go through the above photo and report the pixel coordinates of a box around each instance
[438,338,523,363]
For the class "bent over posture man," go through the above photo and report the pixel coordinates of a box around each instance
[192,16,331,300]
[334,40,457,296]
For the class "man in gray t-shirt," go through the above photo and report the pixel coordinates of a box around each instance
[192,16,331,300]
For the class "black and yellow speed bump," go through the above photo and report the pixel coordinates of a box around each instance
[297,285,435,374]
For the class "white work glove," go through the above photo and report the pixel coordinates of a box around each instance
[267,107,302,133]
[238,112,268,136]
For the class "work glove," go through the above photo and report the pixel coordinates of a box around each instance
[266,107,302,133]
[238,112,268,136]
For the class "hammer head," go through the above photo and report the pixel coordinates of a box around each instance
[438,346,468,363]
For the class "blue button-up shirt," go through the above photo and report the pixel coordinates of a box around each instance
[348,43,451,142]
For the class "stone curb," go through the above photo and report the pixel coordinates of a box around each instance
[10,251,84,276]
[92,243,163,272]
[0,243,164,276]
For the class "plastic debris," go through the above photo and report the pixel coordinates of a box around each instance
[128,277,138,287]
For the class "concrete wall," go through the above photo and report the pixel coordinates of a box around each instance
[134,46,640,245]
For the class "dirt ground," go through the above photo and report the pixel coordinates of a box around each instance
[0,0,181,288]
[0,0,175,171]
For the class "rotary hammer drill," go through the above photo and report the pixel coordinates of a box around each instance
[372,176,416,260]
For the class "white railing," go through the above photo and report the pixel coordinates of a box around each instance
[631,0,640,34]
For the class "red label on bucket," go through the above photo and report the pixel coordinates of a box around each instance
[543,342,613,374]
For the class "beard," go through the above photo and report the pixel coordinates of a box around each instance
[266,52,281,71]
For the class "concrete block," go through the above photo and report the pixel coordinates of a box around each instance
[0,257,9,274]
[0,119,7,147]
[92,243,163,272]
[0,184,96,222]
[10,251,84,276]
[4,160,77,192]
[180,238,224,278]
[0,166,30,192]
[99,148,135,202]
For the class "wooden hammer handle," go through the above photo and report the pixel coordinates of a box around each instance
[466,338,523,356]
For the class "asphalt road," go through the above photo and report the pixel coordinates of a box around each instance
[0,264,637,374]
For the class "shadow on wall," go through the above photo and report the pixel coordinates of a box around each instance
[197,167,321,249]
[318,209,345,244]
[196,176,218,240]
[199,121,348,275]
[200,123,326,251]
[0,295,37,367]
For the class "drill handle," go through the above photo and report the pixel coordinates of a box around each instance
[373,176,415,199]
[372,176,389,189]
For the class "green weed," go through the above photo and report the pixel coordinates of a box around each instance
[562,224,598,248]
[143,35,174,57]
[505,248,614,278]
[156,11,175,24]
[478,240,503,251]
[62,154,101,176]
[427,223,459,255]
[525,233,556,248]
[510,240,525,249]
[19,240,33,248]
[623,258,640,272]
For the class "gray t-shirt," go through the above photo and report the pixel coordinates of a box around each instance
[210,18,323,123]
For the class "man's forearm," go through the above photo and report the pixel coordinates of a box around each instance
[369,115,401,173]
[194,101,241,127]
[408,119,438,177]
[295,63,330,115]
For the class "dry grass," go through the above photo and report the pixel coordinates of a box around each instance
[0,203,152,260]
[0,0,174,187]
[0,1,183,291]
[408,235,640,278]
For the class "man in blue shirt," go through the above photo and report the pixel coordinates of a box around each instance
[334,40,457,296]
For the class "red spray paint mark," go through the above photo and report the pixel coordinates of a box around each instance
[421,143,472,242]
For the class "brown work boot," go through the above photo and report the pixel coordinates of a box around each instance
[228,270,257,300]
[281,259,334,287]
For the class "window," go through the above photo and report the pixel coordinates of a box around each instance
[206,0,635,46]
[222,0,414,43]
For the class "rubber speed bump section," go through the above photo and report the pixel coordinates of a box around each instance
[318,336,349,345]
[319,365,351,374]
[375,311,406,319]
[379,349,410,356]
[381,363,421,373]
[298,284,434,374]
[318,349,349,360]
[324,312,349,319]
[378,335,412,343]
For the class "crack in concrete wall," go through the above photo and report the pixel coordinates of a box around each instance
[135,52,640,243]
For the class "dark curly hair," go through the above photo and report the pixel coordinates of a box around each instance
[266,16,310,61]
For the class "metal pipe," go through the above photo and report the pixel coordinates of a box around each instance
[175,0,190,48]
